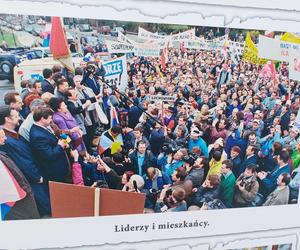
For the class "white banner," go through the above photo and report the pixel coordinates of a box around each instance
[117,31,135,45]
[138,27,166,40]
[138,27,195,43]
[228,40,245,55]
[105,40,135,54]
[103,55,128,92]
[149,95,176,102]
[289,51,300,81]
[171,28,195,41]
[134,42,161,57]
[182,38,225,51]
[258,35,300,61]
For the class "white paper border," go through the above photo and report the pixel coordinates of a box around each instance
[0,1,299,249]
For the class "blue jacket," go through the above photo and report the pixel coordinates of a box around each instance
[259,164,290,197]
[82,75,100,95]
[231,156,242,178]
[237,155,257,178]
[143,169,171,191]
[128,105,143,129]
[158,156,184,178]
[30,124,69,182]
[0,129,50,215]
[149,128,165,156]
[188,137,208,157]
[41,79,54,94]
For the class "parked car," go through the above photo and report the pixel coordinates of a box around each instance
[0,53,21,81]
[24,26,33,33]
[14,25,22,31]
[14,48,50,60]
[37,18,46,25]
[98,26,111,34]
[110,27,125,37]
[79,24,92,32]
[27,19,35,25]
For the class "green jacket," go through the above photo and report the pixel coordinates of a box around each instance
[219,172,236,208]
[291,149,300,170]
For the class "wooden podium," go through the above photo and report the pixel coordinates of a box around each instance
[49,182,146,218]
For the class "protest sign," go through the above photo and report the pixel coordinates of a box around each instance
[170,28,195,41]
[134,42,161,57]
[149,95,176,102]
[289,51,300,81]
[138,27,166,40]
[105,40,135,54]
[258,35,300,61]
[103,55,128,92]
[182,36,227,51]
[117,31,135,45]
[138,27,195,43]
[281,32,300,44]
[243,33,268,65]
[228,41,245,55]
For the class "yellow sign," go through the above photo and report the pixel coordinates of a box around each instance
[243,32,268,65]
[281,32,300,44]
[111,141,122,154]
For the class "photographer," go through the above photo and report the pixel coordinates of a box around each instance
[143,166,172,209]
[233,164,259,207]
[184,156,207,187]
[190,174,220,208]
[82,63,102,96]
[154,186,187,212]
[96,157,134,190]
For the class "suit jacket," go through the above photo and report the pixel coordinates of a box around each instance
[30,124,69,182]
[263,186,289,206]
[0,129,51,215]
[128,150,157,176]
[259,164,290,197]
[0,151,40,220]
[232,156,242,178]
[237,154,257,178]
[41,79,54,94]
[128,105,143,129]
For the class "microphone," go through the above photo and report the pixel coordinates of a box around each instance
[133,180,138,192]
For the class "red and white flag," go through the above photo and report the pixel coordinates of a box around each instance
[50,16,74,72]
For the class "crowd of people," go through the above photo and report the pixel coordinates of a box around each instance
[1,31,300,220]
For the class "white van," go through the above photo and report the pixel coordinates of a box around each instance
[13,57,82,93]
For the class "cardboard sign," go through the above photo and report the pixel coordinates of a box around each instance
[243,33,268,65]
[117,31,135,45]
[105,40,135,54]
[49,182,146,218]
[258,35,300,62]
[289,51,300,81]
[149,95,176,102]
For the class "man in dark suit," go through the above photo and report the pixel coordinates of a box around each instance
[236,145,258,178]
[0,105,51,216]
[257,150,290,199]
[230,146,242,178]
[0,127,40,220]
[41,68,54,94]
[29,107,70,183]
[127,101,143,129]
[127,140,157,176]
